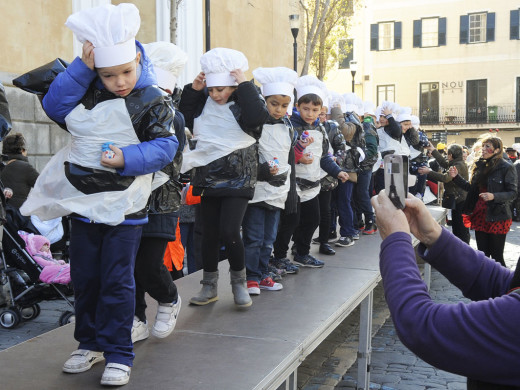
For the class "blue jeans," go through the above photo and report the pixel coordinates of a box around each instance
[242,205,281,282]
[353,169,374,224]
[336,180,358,237]
[70,220,142,367]
[180,222,199,274]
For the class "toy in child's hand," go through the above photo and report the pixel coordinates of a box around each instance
[268,157,280,168]
[300,131,310,142]
[102,142,115,159]
[306,151,313,159]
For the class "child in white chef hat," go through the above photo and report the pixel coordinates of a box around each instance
[30,3,178,386]
[179,47,269,309]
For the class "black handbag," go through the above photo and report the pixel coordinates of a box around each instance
[442,193,457,209]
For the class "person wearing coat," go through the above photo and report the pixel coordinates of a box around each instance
[419,143,470,244]
[449,135,517,266]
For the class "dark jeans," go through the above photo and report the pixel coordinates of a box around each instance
[243,205,281,282]
[467,378,520,390]
[273,204,300,260]
[317,190,333,243]
[336,180,357,237]
[474,230,507,267]
[70,220,142,367]
[353,169,374,224]
[374,168,385,195]
[451,202,470,244]
[200,196,249,272]
[134,237,178,323]
[292,195,320,256]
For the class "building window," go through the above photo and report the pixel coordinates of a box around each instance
[515,137,520,143]
[422,18,439,47]
[370,22,402,51]
[420,82,439,124]
[469,13,486,43]
[465,138,478,148]
[377,85,395,106]
[466,79,487,124]
[338,39,354,69]
[460,12,495,44]
[414,17,447,47]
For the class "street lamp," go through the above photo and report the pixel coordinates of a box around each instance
[289,14,300,72]
[349,60,358,93]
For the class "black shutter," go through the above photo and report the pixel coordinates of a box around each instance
[460,15,469,44]
[486,12,495,42]
[370,24,379,51]
[413,20,422,47]
[511,10,519,39]
[394,21,402,49]
[438,17,447,46]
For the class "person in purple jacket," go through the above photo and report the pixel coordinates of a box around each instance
[372,190,520,390]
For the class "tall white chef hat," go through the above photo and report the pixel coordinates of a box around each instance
[143,41,188,92]
[295,75,327,103]
[328,91,346,113]
[363,101,376,117]
[343,93,358,113]
[396,106,412,123]
[252,67,297,98]
[200,48,249,87]
[411,115,420,128]
[66,3,140,69]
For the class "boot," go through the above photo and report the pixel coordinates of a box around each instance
[229,268,252,308]
[189,271,219,306]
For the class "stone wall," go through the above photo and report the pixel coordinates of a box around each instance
[2,85,70,173]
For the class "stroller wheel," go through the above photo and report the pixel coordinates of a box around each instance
[59,310,75,326]
[0,308,21,329]
[21,304,41,321]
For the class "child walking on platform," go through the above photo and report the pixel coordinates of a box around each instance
[243,67,298,295]
[21,4,178,386]
[272,76,349,269]
[179,48,269,308]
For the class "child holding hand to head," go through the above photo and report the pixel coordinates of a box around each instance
[179,48,269,308]
[242,67,298,295]
[22,4,178,386]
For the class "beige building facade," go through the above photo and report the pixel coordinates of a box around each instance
[324,0,520,149]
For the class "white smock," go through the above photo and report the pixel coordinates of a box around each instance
[21,98,161,225]
[249,123,292,209]
[296,129,323,202]
[181,97,256,173]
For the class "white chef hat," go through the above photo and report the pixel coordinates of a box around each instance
[411,115,420,128]
[363,101,376,117]
[343,93,358,113]
[200,48,249,87]
[512,143,520,153]
[354,95,364,117]
[295,75,327,103]
[143,41,188,92]
[252,67,297,98]
[396,107,412,123]
[375,106,383,118]
[66,3,140,69]
[328,91,346,113]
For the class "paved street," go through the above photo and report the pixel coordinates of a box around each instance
[1,222,519,390]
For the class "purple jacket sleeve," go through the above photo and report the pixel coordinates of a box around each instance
[380,230,520,386]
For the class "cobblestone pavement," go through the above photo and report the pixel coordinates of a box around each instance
[299,222,520,390]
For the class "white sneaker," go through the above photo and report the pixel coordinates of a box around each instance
[100,363,131,386]
[131,316,149,343]
[63,349,104,373]
[151,295,181,339]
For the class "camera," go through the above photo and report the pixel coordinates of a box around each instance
[384,154,408,209]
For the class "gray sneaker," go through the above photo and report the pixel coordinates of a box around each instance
[335,236,355,247]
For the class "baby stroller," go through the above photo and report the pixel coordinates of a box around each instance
[0,219,75,329]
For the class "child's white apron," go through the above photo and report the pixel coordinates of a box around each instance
[249,123,292,209]
[295,129,323,202]
[180,97,256,173]
[21,99,161,226]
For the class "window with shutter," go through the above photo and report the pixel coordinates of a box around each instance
[469,13,486,43]
[379,22,394,50]
[422,18,439,47]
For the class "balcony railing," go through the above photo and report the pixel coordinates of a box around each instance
[411,105,518,126]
